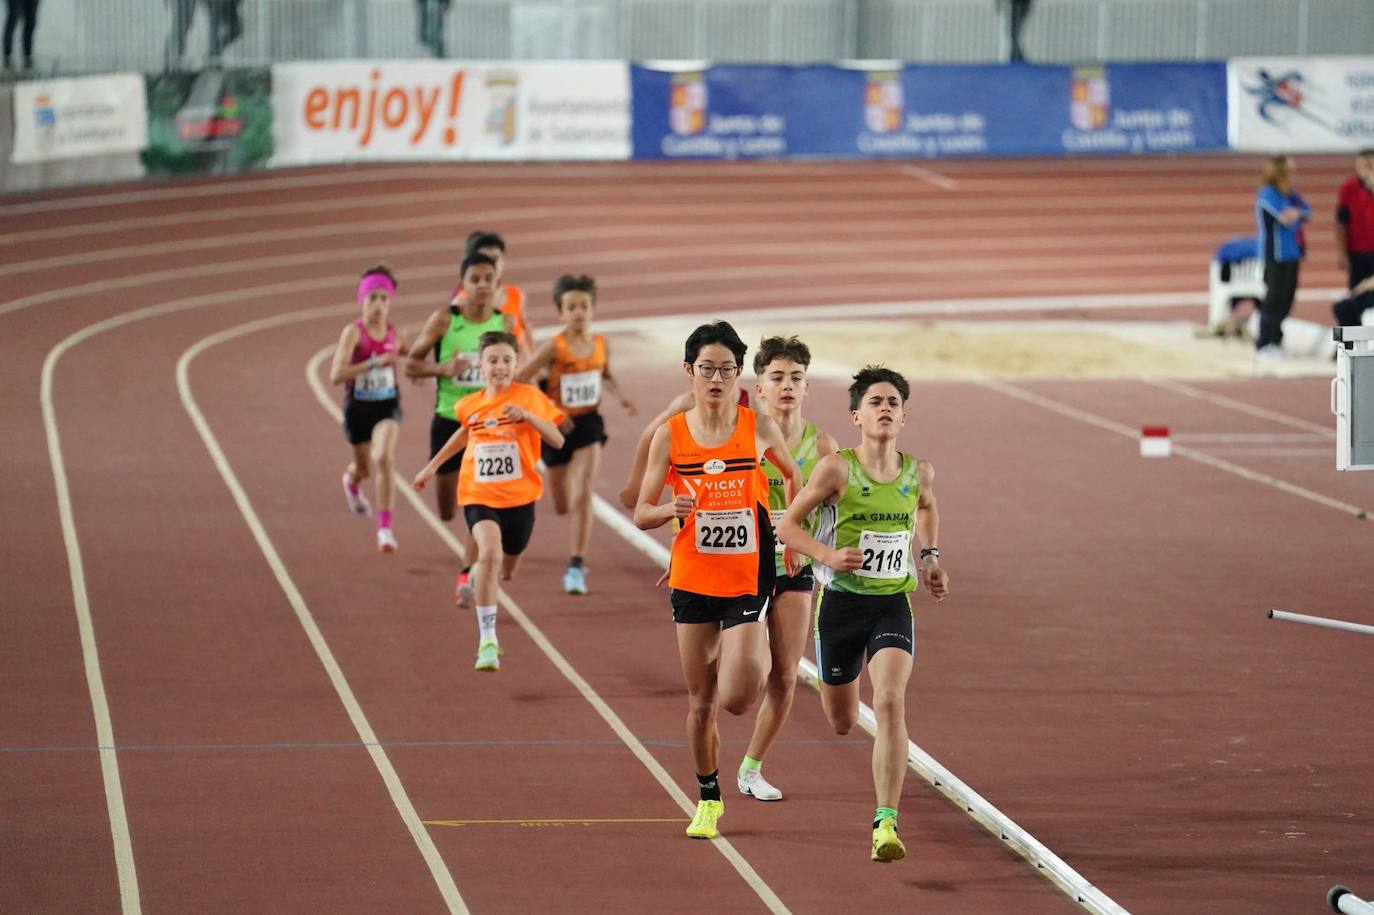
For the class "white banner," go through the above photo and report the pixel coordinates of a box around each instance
[11,73,148,164]
[271,61,629,165]
[1229,57,1374,152]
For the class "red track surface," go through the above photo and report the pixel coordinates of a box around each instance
[3,155,1372,914]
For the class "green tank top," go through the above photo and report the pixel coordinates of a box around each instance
[814,449,921,595]
[762,420,820,576]
[434,306,507,417]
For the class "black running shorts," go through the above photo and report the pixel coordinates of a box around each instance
[542,411,609,467]
[429,413,465,475]
[343,398,401,445]
[463,502,537,556]
[670,589,767,629]
[771,564,814,598]
[813,588,914,686]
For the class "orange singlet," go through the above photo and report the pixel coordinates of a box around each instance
[546,333,607,417]
[499,285,527,342]
[454,382,565,508]
[666,406,771,598]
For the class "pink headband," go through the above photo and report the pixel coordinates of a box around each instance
[358,273,396,306]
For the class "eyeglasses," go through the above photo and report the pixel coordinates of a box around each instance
[693,363,739,380]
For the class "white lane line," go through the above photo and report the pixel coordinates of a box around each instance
[0,160,911,219]
[0,179,1238,244]
[898,164,960,190]
[979,380,1368,519]
[0,166,459,217]
[0,213,1279,320]
[586,499,1124,915]
[40,329,143,914]
[0,223,1144,319]
[0,195,1258,280]
[1170,432,1329,443]
[1197,447,1334,457]
[0,185,1252,247]
[32,278,432,912]
[179,309,468,913]
[1145,378,1335,438]
[0,155,1282,219]
[301,346,789,914]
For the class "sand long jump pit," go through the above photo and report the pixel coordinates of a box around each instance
[615,318,1337,382]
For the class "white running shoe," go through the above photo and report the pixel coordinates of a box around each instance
[563,565,588,595]
[342,472,371,516]
[377,528,398,553]
[737,767,783,801]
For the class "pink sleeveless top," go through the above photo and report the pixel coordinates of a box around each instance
[347,320,401,402]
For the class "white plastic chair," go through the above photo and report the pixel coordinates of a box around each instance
[1207,257,1266,331]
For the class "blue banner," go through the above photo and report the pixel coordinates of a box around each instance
[631,66,792,160]
[631,62,1228,160]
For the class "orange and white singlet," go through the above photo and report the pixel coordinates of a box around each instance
[498,285,527,342]
[666,406,772,598]
[546,333,607,417]
[454,382,565,508]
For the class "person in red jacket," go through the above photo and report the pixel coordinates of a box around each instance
[1333,148,1374,327]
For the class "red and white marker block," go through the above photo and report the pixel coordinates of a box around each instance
[1140,426,1171,458]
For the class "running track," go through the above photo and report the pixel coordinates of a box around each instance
[3,155,1372,914]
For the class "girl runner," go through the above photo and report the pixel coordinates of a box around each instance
[330,265,408,553]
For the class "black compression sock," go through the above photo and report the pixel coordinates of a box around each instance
[697,770,721,802]
[569,555,584,569]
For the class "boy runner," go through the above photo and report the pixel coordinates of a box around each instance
[777,365,949,863]
[413,331,566,672]
[515,274,637,594]
[737,336,837,801]
[465,230,533,357]
[633,321,801,840]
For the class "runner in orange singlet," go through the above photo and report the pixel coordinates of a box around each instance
[464,231,533,357]
[516,274,636,595]
[633,321,801,840]
[413,331,565,673]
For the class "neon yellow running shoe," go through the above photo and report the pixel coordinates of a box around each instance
[474,640,502,672]
[871,818,906,863]
[685,800,723,839]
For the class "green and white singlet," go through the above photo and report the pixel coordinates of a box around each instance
[762,420,820,577]
[813,449,921,595]
[433,306,507,418]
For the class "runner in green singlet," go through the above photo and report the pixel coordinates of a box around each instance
[736,336,837,803]
[406,251,514,607]
[777,365,949,864]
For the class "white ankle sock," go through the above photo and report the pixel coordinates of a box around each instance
[476,604,497,643]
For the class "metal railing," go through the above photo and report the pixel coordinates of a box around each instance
[26,0,1374,76]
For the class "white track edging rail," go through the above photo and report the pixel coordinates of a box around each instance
[1270,610,1374,637]
[591,493,1128,915]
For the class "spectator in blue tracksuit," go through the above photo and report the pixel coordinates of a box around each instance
[1254,154,1310,357]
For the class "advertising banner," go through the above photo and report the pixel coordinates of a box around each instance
[11,73,148,163]
[631,62,1228,160]
[630,65,791,160]
[1229,57,1374,152]
[144,68,273,175]
[271,61,629,165]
